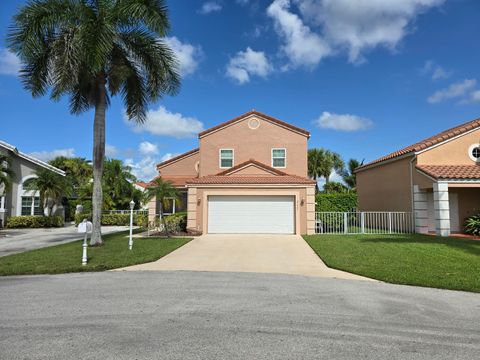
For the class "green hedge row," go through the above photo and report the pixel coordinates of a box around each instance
[6,216,64,229]
[74,213,148,227]
[315,193,358,212]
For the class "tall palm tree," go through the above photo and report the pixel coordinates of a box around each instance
[308,148,345,185]
[144,177,179,236]
[24,169,71,216]
[341,159,363,190]
[8,0,180,245]
[0,154,15,194]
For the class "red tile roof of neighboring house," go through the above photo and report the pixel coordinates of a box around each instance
[156,148,199,169]
[186,175,316,185]
[416,165,480,180]
[135,181,150,188]
[198,110,310,138]
[136,176,196,189]
[356,117,480,171]
[216,159,288,176]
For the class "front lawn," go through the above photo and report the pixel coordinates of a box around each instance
[0,231,191,276]
[303,234,480,293]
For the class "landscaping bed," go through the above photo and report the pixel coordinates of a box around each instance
[0,231,191,276]
[303,233,480,293]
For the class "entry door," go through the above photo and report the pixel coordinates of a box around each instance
[207,195,295,234]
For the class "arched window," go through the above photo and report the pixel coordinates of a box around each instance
[17,175,43,216]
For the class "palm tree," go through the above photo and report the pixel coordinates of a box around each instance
[8,0,180,245]
[24,169,71,216]
[144,177,179,236]
[341,159,363,190]
[308,148,345,186]
[0,154,15,194]
[103,159,136,209]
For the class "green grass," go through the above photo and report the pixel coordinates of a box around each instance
[0,231,192,276]
[303,234,480,293]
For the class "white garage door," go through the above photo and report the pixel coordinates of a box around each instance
[207,195,295,234]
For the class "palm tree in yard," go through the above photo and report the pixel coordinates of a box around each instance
[0,154,15,194]
[24,169,71,216]
[341,159,363,190]
[144,177,179,236]
[308,148,345,186]
[8,0,180,245]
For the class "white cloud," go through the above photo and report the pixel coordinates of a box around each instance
[105,144,118,157]
[315,111,373,132]
[160,153,181,162]
[139,141,158,155]
[226,47,272,84]
[427,79,477,104]
[0,48,21,76]
[266,0,445,67]
[317,170,345,189]
[199,1,222,14]
[129,106,204,138]
[470,90,480,103]
[125,157,158,181]
[267,0,332,68]
[164,37,203,77]
[423,60,450,80]
[29,148,76,161]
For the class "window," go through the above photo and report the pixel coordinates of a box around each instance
[272,148,286,168]
[21,196,42,216]
[0,196,4,211]
[468,144,480,162]
[220,149,234,168]
[472,147,480,159]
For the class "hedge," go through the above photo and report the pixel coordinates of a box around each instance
[315,193,358,212]
[74,213,147,227]
[151,213,187,234]
[6,216,64,229]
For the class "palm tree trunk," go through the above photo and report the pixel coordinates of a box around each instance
[90,77,107,246]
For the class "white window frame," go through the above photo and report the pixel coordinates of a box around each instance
[16,175,43,216]
[272,148,287,168]
[468,143,480,162]
[0,195,5,213]
[219,149,234,169]
[163,197,176,215]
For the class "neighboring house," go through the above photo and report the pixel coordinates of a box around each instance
[356,117,480,236]
[149,110,316,235]
[0,140,66,226]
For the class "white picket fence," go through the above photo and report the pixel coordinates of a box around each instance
[315,211,414,235]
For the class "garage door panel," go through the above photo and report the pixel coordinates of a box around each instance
[208,195,295,234]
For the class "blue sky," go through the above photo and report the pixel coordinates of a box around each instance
[1,0,480,181]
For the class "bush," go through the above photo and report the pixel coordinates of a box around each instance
[6,216,64,229]
[315,193,358,212]
[464,214,480,236]
[164,213,187,233]
[74,213,147,227]
[67,199,92,221]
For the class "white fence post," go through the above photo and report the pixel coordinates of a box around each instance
[388,212,392,234]
[361,212,365,234]
[343,212,348,234]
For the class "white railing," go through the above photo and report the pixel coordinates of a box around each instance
[315,212,414,235]
[103,210,148,215]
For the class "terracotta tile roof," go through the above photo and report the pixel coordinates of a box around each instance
[198,110,310,138]
[357,117,480,171]
[416,165,480,180]
[216,159,287,176]
[156,148,199,169]
[135,181,150,188]
[137,176,196,188]
[186,175,316,185]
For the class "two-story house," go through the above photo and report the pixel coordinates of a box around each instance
[149,110,316,235]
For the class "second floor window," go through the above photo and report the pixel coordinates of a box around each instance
[220,149,234,168]
[272,148,286,168]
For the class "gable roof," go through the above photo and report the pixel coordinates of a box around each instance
[0,140,65,176]
[356,116,480,171]
[198,110,310,138]
[416,164,480,180]
[156,148,199,169]
[216,159,287,176]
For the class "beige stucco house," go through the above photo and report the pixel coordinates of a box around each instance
[356,117,480,236]
[148,110,316,235]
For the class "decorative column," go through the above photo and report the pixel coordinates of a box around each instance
[413,185,429,234]
[187,187,198,232]
[433,182,450,237]
[148,195,156,224]
[306,186,316,235]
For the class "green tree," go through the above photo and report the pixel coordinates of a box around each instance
[9,0,180,245]
[103,159,137,209]
[24,169,71,216]
[144,177,179,236]
[323,181,349,194]
[0,154,15,193]
[308,148,345,185]
[341,159,363,190]
[49,156,92,193]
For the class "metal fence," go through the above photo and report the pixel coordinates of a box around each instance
[315,212,414,235]
[103,210,148,215]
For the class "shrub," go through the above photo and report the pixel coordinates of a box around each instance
[74,213,148,227]
[164,213,187,233]
[315,193,358,212]
[6,216,64,229]
[67,199,92,221]
[464,214,480,236]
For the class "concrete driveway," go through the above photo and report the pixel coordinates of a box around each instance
[0,224,133,257]
[119,234,369,280]
[1,271,479,360]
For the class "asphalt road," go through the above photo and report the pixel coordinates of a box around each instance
[1,271,479,360]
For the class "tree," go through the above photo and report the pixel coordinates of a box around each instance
[0,154,15,194]
[49,157,92,193]
[144,177,179,236]
[9,0,180,245]
[24,169,71,216]
[341,159,363,190]
[103,159,137,209]
[308,148,345,186]
[323,181,349,194]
